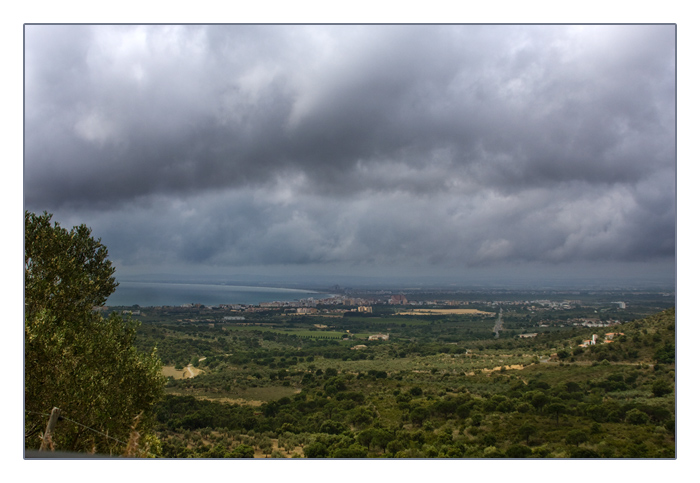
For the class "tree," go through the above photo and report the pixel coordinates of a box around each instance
[386,438,406,456]
[349,407,375,428]
[654,342,675,364]
[565,429,589,447]
[432,397,459,418]
[319,419,347,435]
[331,443,367,458]
[570,447,600,458]
[371,428,394,453]
[259,436,273,457]
[25,212,118,322]
[518,423,537,445]
[303,441,328,458]
[546,401,567,426]
[227,444,255,458]
[409,386,423,397]
[357,428,376,450]
[625,408,650,425]
[651,379,674,397]
[527,390,549,413]
[505,444,532,458]
[24,211,165,455]
[409,407,430,427]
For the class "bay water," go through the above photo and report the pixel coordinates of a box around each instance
[106,281,333,307]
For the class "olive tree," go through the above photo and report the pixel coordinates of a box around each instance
[24,211,165,455]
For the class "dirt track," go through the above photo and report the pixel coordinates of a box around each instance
[162,364,203,380]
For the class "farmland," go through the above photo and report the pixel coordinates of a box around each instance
[398,308,493,315]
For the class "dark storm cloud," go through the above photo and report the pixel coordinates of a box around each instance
[24,24,675,279]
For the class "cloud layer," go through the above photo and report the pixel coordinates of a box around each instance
[24,25,676,284]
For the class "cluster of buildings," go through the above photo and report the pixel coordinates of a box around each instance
[518,333,538,339]
[536,317,622,329]
[219,293,605,311]
[578,332,625,347]
[389,294,408,305]
[570,318,622,328]
[368,333,390,341]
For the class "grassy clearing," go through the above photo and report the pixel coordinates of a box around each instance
[284,329,347,339]
[166,384,300,405]
[341,316,433,325]
[223,325,347,339]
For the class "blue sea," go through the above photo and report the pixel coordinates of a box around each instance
[105,281,333,307]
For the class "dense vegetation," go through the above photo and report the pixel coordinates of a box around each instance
[136,306,675,458]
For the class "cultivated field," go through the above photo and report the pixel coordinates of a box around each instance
[397,308,494,315]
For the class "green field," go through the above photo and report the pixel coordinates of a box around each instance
[223,325,349,339]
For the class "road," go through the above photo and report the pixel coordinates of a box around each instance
[493,307,503,338]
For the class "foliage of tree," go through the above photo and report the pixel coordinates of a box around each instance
[626,409,650,425]
[304,441,328,458]
[570,447,601,458]
[227,444,255,458]
[24,212,118,321]
[654,343,675,364]
[546,401,567,426]
[651,379,674,398]
[518,423,537,444]
[565,429,589,447]
[505,444,532,458]
[24,211,165,455]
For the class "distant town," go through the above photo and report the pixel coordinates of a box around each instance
[106,287,674,337]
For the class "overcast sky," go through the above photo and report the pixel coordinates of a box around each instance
[23,24,676,287]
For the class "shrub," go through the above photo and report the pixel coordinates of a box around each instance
[505,444,532,458]
[570,447,600,458]
[226,444,255,458]
[483,446,504,458]
[409,386,424,397]
[654,343,675,364]
[566,429,588,447]
[304,441,329,458]
[652,379,673,397]
[626,408,650,425]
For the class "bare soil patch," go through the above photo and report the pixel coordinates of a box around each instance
[162,364,203,380]
[466,364,526,375]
